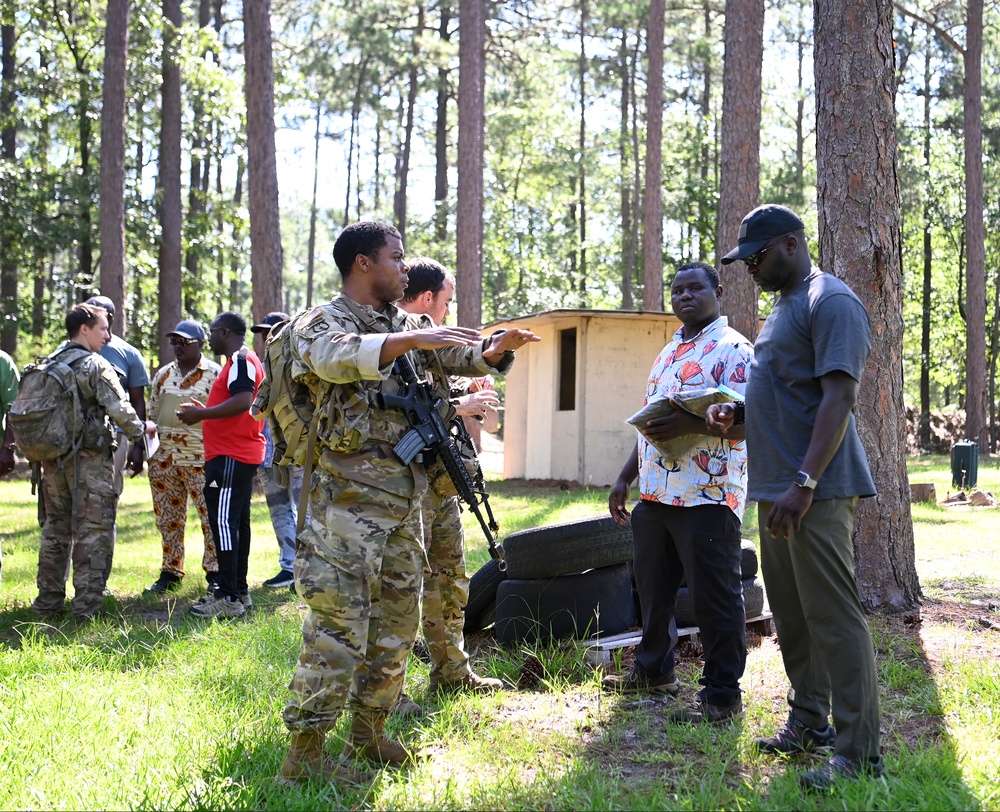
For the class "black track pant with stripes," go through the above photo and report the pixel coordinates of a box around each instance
[203,456,257,600]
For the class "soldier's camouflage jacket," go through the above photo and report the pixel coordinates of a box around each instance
[289,294,510,499]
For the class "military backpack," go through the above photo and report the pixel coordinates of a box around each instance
[9,345,91,464]
[251,313,326,482]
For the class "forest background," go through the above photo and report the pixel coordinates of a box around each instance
[0,0,996,447]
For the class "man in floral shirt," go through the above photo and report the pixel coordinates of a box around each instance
[145,320,221,596]
[605,261,753,724]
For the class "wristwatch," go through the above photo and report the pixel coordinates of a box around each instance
[794,471,817,489]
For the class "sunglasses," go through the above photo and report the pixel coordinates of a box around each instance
[169,337,200,347]
[742,233,793,268]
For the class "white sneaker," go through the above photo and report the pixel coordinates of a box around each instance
[190,595,245,619]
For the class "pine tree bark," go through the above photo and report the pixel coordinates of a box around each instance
[243,0,284,325]
[158,0,183,366]
[641,0,664,312]
[618,28,634,310]
[1,20,18,355]
[919,33,932,451]
[716,0,763,341]
[434,4,452,242]
[184,0,215,317]
[963,0,986,450]
[99,0,130,336]
[394,4,425,245]
[306,97,321,309]
[814,0,920,613]
[456,0,485,327]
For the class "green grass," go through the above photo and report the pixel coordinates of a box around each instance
[0,457,997,809]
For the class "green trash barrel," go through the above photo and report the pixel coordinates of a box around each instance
[951,441,978,489]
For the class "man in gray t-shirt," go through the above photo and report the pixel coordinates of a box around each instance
[85,296,149,484]
[710,205,882,792]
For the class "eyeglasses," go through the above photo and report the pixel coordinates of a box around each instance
[169,337,200,347]
[742,233,792,268]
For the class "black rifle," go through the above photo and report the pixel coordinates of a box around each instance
[377,354,505,569]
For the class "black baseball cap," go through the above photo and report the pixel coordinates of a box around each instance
[166,319,207,341]
[720,204,805,264]
[250,311,290,333]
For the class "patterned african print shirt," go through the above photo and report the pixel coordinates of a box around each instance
[148,356,221,466]
[637,316,753,518]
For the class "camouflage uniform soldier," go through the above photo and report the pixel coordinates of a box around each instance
[33,304,152,620]
[279,222,539,787]
[395,258,503,715]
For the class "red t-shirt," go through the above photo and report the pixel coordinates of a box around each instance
[202,346,266,465]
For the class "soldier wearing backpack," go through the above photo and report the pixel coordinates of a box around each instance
[17,303,154,620]
[277,221,539,787]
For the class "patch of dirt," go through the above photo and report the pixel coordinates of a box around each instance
[480,595,1000,790]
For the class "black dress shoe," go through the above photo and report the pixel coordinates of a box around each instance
[145,573,182,594]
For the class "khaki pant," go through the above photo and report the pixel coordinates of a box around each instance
[34,450,117,618]
[758,497,881,760]
[282,469,425,733]
[420,489,472,683]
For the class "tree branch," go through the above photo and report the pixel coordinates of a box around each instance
[893,2,963,53]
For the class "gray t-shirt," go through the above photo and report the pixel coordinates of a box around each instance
[745,270,876,502]
[99,334,148,436]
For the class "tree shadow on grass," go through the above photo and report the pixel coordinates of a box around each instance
[174,726,393,812]
[579,607,983,810]
[0,584,300,657]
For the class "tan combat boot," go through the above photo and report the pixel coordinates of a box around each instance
[277,729,369,787]
[342,709,416,765]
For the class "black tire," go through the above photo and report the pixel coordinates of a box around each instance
[502,515,633,580]
[740,538,759,579]
[674,576,766,628]
[463,558,507,633]
[493,563,637,644]
[742,575,765,618]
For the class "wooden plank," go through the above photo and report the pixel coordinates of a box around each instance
[581,611,774,658]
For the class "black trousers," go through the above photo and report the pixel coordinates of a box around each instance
[630,500,746,706]
[203,456,257,600]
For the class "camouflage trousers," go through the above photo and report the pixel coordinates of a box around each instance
[34,449,118,618]
[283,468,425,733]
[148,457,217,578]
[420,490,472,682]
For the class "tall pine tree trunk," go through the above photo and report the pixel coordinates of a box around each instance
[716,0,763,341]
[394,4,424,244]
[456,0,485,327]
[618,28,634,310]
[306,96,321,309]
[434,4,451,243]
[919,31,932,451]
[641,0,664,311]
[963,0,986,450]
[99,0,130,335]
[814,0,919,614]
[244,0,283,324]
[158,0,183,366]
[0,19,17,355]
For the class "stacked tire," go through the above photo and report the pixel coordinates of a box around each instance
[464,515,766,642]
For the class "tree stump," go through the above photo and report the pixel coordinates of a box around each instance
[909,483,937,503]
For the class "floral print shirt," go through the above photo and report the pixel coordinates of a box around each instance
[637,316,753,518]
[148,356,221,466]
